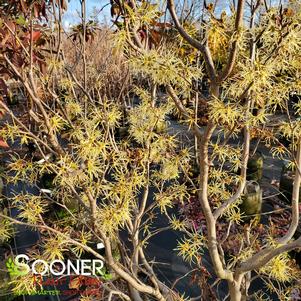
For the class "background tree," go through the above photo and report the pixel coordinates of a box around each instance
[0,0,301,301]
[0,1,190,301]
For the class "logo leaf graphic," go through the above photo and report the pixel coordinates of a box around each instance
[6,257,29,277]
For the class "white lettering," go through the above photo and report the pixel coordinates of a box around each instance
[93,260,104,275]
[50,260,66,276]
[13,254,104,276]
[32,259,48,275]
[66,260,80,275]
[81,259,92,276]
[14,254,30,275]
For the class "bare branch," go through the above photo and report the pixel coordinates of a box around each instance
[167,0,216,80]
[277,138,301,244]
[166,84,202,140]
[217,0,246,82]
[213,122,250,219]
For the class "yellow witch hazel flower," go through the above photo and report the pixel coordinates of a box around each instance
[128,98,169,144]
[65,101,83,117]
[129,50,201,89]
[175,233,204,263]
[159,159,179,181]
[59,78,75,90]
[209,97,242,128]
[96,200,132,237]
[260,253,298,282]
[50,115,66,132]
[155,184,188,214]
[155,193,174,214]
[225,206,243,224]
[170,215,186,231]
[0,212,13,243]
[43,235,67,262]
[16,195,48,224]
[10,273,39,295]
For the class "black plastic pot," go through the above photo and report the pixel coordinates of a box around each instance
[289,92,301,104]
[278,135,292,148]
[39,172,56,190]
[115,125,129,141]
[279,164,301,203]
[247,153,263,182]
[7,93,20,107]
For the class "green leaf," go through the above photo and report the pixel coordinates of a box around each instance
[16,16,27,26]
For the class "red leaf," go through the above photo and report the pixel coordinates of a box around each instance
[69,276,82,289]
[0,138,9,148]
[24,31,42,42]
[32,31,42,42]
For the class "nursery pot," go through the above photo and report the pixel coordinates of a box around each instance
[39,172,56,190]
[241,181,262,219]
[247,153,263,181]
[155,121,166,134]
[279,164,301,203]
[7,94,20,106]
[278,135,292,148]
[115,125,129,140]
[289,92,301,105]
[39,173,78,216]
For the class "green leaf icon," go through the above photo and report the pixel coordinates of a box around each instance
[6,257,29,277]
